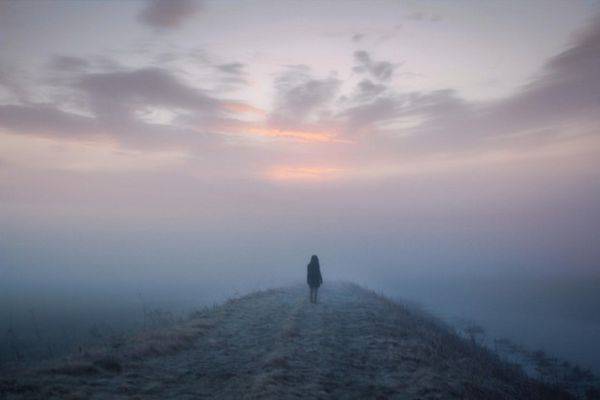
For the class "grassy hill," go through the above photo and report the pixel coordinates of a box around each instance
[1,282,573,399]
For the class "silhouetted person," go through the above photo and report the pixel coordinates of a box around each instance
[306,255,323,303]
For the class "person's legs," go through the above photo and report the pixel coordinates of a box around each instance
[309,287,314,303]
[314,287,319,303]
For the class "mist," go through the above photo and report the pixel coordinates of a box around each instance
[2,154,599,371]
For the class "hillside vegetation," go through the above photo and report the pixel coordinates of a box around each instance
[1,283,573,399]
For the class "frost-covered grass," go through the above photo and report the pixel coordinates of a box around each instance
[0,283,575,399]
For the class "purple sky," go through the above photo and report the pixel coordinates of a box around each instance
[1,0,599,286]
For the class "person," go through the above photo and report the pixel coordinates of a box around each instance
[306,255,323,303]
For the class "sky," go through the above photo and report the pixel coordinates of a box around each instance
[1,0,600,300]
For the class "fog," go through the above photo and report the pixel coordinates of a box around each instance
[2,159,599,371]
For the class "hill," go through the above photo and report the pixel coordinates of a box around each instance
[1,282,572,399]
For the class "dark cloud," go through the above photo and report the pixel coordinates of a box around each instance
[78,67,219,122]
[353,51,397,82]
[351,33,365,43]
[138,0,200,31]
[49,56,89,71]
[0,103,225,152]
[0,104,100,138]
[270,67,341,127]
[215,63,248,88]
[341,96,402,131]
[355,79,387,100]
[216,62,245,76]
[0,64,252,150]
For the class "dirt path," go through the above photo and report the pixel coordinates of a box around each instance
[2,283,568,399]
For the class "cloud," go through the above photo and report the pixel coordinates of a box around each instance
[48,56,90,71]
[413,16,600,150]
[340,15,600,156]
[215,62,248,88]
[270,67,341,128]
[216,62,245,75]
[221,102,265,115]
[355,79,387,100]
[353,51,397,82]
[351,33,365,43]
[0,104,100,139]
[0,66,30,103]
[3,14,599,180]
[341,96,403,131]
[138,0,200,31]
[0,101,222,152]
[0,64,259,150]
[488,14,600,132]
[77,67,219,122]
[404,12,442,22]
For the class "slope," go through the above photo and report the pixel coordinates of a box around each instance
[1,282,571,399]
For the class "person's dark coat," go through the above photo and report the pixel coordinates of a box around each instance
[307,255,323,288]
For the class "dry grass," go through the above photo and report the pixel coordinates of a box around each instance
[45,362,100,376]
[1,283,581,400]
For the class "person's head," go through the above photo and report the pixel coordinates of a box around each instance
[310,255,319,264]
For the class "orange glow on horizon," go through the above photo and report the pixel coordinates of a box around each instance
[222,102,267,115]
[248,127,350,143]
[266,165,345,181]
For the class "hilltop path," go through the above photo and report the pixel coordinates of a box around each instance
[2,283,566,399]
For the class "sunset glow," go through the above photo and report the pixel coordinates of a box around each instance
[247,127,348,143]
[266,166,346,181]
